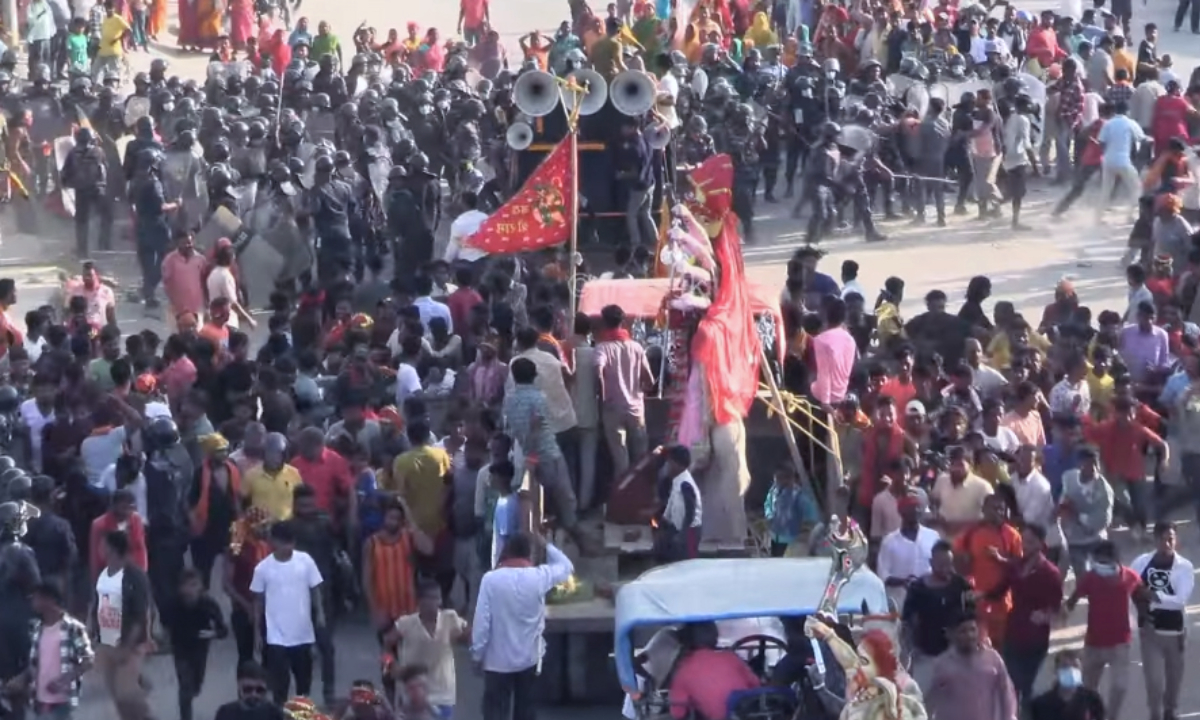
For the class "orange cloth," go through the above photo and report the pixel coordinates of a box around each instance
[148,0,167,37]
[89,512,149,581]
[364,530,417,621]
[190,458,242,536]
[955,522,1023,647]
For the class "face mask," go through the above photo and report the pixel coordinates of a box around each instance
[1091,561,1117,577]
[1057,667,1082,689]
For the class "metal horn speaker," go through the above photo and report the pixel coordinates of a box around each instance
[564,69,608,116]
[610,70,657,116]
[646,121,671,150]
[506,122,534,151]
[690,68,709,100]
[513,70,560,118]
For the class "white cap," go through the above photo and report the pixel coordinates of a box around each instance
[905,400,927,417]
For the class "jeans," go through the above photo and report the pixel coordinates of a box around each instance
[575,426,599,511]
[482,666,537,720]
[1053,164,1099,215]
[1096,162,1141,223]
[1002,641,1048,706]
[265,643,314,702]
[314,610,337,699]
[624,186,657,247]
[1056,125,1078,181]
[915,170,946,221]
[1181,453,1200,524]
[129,9,148,48]
[230,604,258,668]
[1117,477,1154,530]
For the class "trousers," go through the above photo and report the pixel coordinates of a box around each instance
[1139,628,1185,720]
[74,190,113,257]
[135,221,170,302]
[624,187,657,247]
[265,644,314,702]
[482,666,537,720]
[1176,0,1200,31]
[1081,642,1130,720]
[1096,162,1141,222]
[173,643,210,720]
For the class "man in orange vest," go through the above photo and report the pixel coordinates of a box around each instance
[190,433,241,589]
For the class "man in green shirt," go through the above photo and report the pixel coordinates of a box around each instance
[311,21,342,69]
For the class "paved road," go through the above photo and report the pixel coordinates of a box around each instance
[1,0,1200,717]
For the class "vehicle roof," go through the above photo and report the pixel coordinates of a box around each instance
[613,557,889,689]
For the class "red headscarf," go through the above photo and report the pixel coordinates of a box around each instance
[269,29,292,76]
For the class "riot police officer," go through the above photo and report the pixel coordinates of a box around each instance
[728,104,765,242]
[59,126,112,256]
[133,148,178,308]
[302,153,357,286]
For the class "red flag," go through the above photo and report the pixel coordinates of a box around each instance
[465,140,574,255]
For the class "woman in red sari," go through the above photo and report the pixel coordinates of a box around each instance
[229,0,254,49]
[177,0,198,49]
[266,28,291,75]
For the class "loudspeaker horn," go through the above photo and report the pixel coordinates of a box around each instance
[610,70,657,116]
[506,122,534,150]
[691,68,709,100]
[646,121,671,150]
[513,70,560,118]
[563,69,609,116]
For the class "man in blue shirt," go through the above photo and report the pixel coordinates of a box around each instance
[1095,100,1145,225]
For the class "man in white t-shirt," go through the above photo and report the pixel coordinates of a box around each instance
[19,376,55,473]
[443,192,490,264]
[654,54,681,130]
[92,529,153,720]
[250,521,325,702]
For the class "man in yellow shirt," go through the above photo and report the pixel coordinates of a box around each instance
[241,432,304,521]
[93,2,130,80]
[389,420,452,539]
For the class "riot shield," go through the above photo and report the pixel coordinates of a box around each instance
[54,136,76,217]
[902,83,930,118]
[235,180,259,218]
[231,146,268,179]
[237,233,288,309]
[206,60,251,85]
[26,96,68,144]
[261,217,312,282]
[194,205,245,253]
[366,156,390,205]
[161,149,207,231]
[304,111,336,144]
[123,96,151,129]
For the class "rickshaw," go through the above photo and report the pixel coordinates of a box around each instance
[615,557,890,720]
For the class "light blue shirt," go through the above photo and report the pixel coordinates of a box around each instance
[412,296,454,337]
[490,494,519,569]
[26,0,56,42]
[1160,370,1191,408]
[1097,114,1145,168]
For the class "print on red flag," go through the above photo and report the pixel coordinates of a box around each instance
[466,139,574,255]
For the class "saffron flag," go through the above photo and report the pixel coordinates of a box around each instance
[464,140,574,255]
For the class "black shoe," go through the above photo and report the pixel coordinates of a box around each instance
[937,217,947,227]
[1012,222,1032,231]
[144,297,161,309]
[884,212,902,221]
[954,204,969,216]
[866,232,888,242]
[909,216,926,225]
[784,185,794,199]
[764,194,777,204]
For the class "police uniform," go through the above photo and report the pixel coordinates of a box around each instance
[60,130,113,256]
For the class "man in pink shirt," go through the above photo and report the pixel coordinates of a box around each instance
[160,232,207,321]
[595,305,653,478]
[668,621,760,719]
[811,298,858,405]
[63,261,117,328]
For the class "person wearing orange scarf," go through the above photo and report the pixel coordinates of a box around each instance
[190,433,241,588]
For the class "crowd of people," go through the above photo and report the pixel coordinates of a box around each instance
[2,0,1200,717]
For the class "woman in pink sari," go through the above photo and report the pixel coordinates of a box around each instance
[228,0,254,49]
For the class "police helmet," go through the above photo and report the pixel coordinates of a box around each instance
[311,92,332,110]
[146,416,180,450]
[0,385,19,414]
[314,154,335,174]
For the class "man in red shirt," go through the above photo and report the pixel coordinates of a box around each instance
[291,427,356,538]
[1064,540,1146,720]
[667,621,760,720]
[1084,395,1166,540]
[1002,524,1064,709]
[457,0,490,45]
[1052,103,1111,217]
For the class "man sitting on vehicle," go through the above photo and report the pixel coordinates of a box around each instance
[668,621,761,719]
[771,616,852,720]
